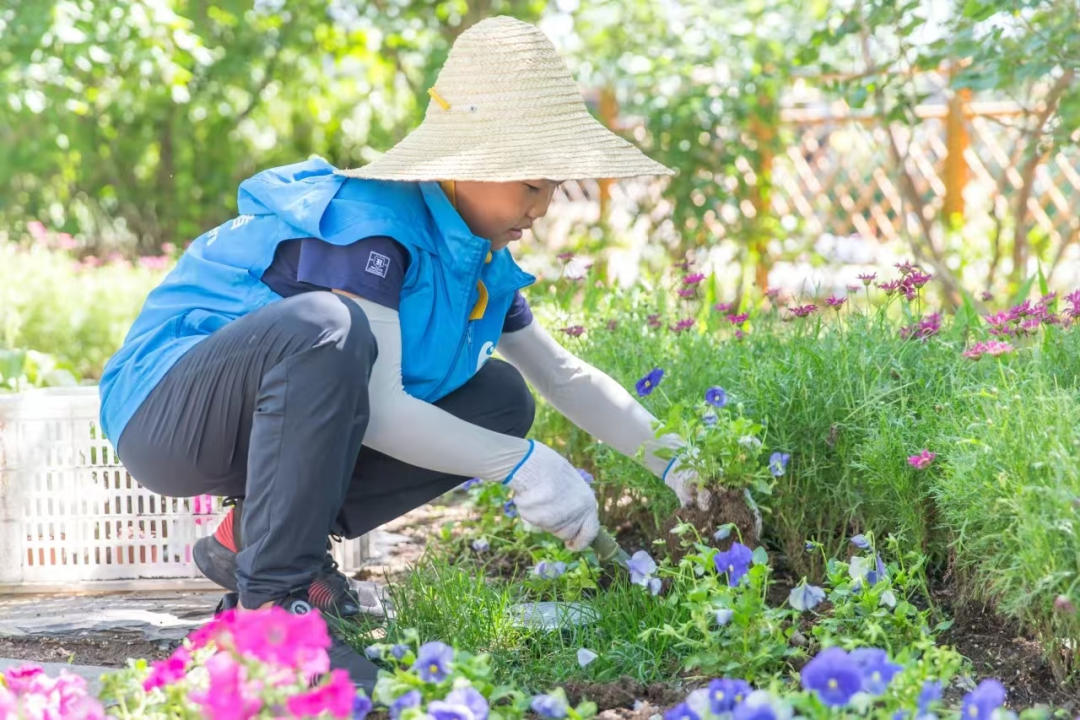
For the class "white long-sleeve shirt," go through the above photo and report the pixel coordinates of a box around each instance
[346,295,677,482]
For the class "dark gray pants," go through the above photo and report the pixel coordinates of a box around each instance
[117,292,535,608]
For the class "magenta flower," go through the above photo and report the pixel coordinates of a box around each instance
[647,314,662,329]
[981,291,994,302]
[560,325,585,337]
[727,313,749,326]
[678,288,698,299]
[764,288,782,299]
[734,329,747,341]
[788,304,817,318]
[846,284,862,292]
[964,341,1016,360]
[671,318,695,333]
[857,273,877,286]
[143,646,191,691]
[557,252,574,262]
[908,450,936,470]
[877,280,901,295]
[189,653,263,720]
[894,260,917,276]
[907,271,932,288]
[683,273,706,285]
[714,302,735,313]
[285,669,355,719]
[674,259,694,271]
[826,296,846,309]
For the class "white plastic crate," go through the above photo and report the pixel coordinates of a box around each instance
[0,387,368,592]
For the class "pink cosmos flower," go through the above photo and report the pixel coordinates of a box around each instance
[190,653,263,720]
[671,318,695,333]
[560,326,585,337]
[285,669,355,719]
[727,313,749,326]
[826,296,846,309]
[144,646,191,691]
[907,271,932,288]
[788,304,817,318]
[857,273,877,286]
[908,450,936,470]
[682,273,706,286]
[877,280,901,295]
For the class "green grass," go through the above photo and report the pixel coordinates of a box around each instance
[526,284,1080,675]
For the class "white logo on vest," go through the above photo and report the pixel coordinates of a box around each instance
[476,341,495,372]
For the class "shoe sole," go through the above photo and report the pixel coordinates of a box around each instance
[193,535,240,592]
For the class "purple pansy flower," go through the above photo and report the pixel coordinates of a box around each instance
[445,687,489,720]
[715,608,734,626]
[768,452,790,477]
[961,679,1006,719]
[918,680,942,717]
[354,695,373,720]
[390,644,409,660]
[390,691,422,720]
[800,647,863,707]
[503,500,518,518]
[664,702,701,720]
[788,583,826,612]
[412,641,454,683]
[708,678,752,713]
[578,469,594,484]
[705,387,728,408]
[635,368,665,397]
[628,550,658,586]
[733,691,787,720]
[531,693,569,720]
[533,561,567,580]
[713,542,753,587]
[850,534,871,549]
[850,648,902,695]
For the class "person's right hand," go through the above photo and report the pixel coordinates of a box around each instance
[500,441,599,550]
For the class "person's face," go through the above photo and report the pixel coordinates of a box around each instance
[453,180,561,251]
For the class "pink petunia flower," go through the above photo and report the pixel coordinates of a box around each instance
[189,653,263,720]
[907,450,936,470]
[143,646,191,691]
[284,669,355,719]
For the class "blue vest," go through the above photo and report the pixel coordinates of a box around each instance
[98,157,535,443]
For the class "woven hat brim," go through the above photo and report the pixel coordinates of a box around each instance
[338,112,674,182]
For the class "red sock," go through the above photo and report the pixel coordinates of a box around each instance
[214,508,238,553]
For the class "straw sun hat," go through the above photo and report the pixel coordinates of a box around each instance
[339,15,674,183]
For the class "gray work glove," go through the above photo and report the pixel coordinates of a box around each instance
[502,441,599,551]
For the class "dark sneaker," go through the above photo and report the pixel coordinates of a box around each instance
[209,591,378,692]
[193,505,362,618]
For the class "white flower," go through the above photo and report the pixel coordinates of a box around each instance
[576,648,598,667]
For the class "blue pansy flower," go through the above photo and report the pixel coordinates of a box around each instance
[503,500,518,518]
[850,534,871,549]
[663,702,701,720]
[800,647,863,707]
[705,386,728,408]
[733,691,788,720]
[531,692,570,720]
[353,694,373,720]
[850,648,903,695]
[708,678,752,713]
[961,679,1006,719]
[635,368,665,397]
[768,452,790,477]
[445,687,489,720]
[713,542,753,587]
[412,641,454,683]
[390,691,422,720]
[788,583,826,612]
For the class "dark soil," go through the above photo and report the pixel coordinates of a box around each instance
[565,677,693,718]
[660,487,761,560]
[0,636,174,668]
[938,601,1078,712]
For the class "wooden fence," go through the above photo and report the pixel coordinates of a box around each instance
[556,95,1080,255]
